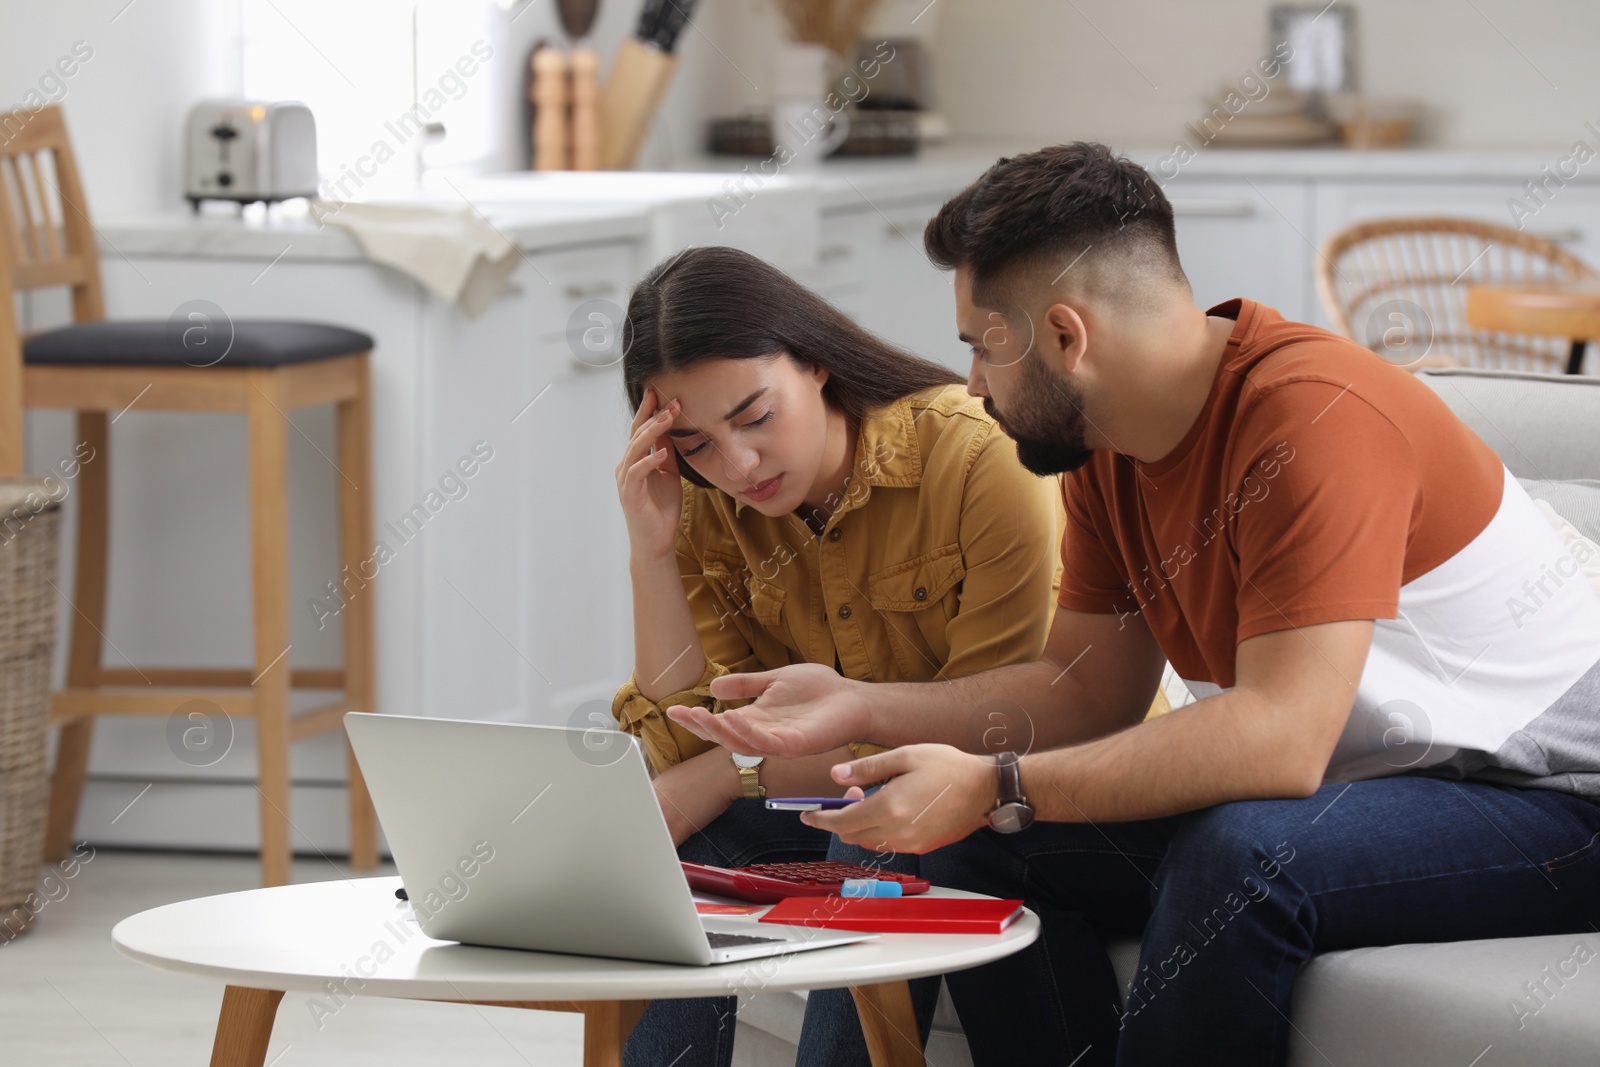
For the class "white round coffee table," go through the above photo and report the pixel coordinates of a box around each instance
[112,876,1037,1067]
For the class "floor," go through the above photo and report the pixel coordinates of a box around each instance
[0,849,586,1066]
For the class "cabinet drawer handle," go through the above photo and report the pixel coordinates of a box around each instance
[820,243,853,261]
[1528,227,1583,244]
[564,281,618,300]
[1170,199,1257,217]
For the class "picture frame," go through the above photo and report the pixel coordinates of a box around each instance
[1270,4,1358,94]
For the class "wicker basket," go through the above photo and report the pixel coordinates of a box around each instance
[0,478,63,944]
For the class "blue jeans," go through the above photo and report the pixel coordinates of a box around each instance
[923,776,1600,1066]
[623,799,940,1067]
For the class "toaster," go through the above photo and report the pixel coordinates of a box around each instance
[185,100,318,210]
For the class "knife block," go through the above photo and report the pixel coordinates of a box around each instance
[599,38,678,170]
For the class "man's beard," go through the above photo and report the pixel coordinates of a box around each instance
[984,353,1094,476]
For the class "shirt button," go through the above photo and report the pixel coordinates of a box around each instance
[828,529,842,542]
[914,586,928,601]
[838,604,853,619]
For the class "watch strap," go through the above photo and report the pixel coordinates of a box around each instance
[995,751,1026,807]
[734,756,766,799]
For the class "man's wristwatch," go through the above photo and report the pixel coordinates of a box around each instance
[731,752,766,799]
[987,751,1035,834]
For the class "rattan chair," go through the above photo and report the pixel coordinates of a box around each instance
[1316,216,1598,373]
[0,105,379,887]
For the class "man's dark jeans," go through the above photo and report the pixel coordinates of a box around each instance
[923,776,1600,1066]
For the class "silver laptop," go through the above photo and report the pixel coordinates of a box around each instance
[344,713,875,965]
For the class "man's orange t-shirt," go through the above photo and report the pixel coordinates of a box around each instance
[1056,298,1600,793]
[1057,297,1505,688]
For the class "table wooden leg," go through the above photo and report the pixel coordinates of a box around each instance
[850,980,926,1067]
[579,1000,648,1067]
[209,986,284,1067]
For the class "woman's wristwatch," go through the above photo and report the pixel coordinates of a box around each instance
[730,752,766,799]
[987,751,1035,833]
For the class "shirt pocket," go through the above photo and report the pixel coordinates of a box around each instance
[867,543,966,676]
[702,558,789,639]
[744,574,788,629]
[700,559,745,614]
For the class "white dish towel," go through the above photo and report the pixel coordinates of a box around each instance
[311,199,520,317]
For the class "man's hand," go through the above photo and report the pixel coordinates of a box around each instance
[800,744,995,855]
[666,663,872,758]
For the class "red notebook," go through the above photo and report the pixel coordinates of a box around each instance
[759,895,1025,934]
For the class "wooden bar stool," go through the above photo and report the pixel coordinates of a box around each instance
[0,105,379,887]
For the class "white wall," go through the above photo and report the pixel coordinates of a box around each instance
[8,0,1600,220]
[928,0,1600,151]
[706,0,1600,153]
[0,0,239,216]
[0,0,722,216]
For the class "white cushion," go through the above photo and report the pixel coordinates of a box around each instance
[736,934,1600,1067]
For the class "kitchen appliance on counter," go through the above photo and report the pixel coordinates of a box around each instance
[184,100,317,211]
[707,112,918,157]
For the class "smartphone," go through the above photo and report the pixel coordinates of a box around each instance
[765,797,861,811]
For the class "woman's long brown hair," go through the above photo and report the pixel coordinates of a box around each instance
[621,246,965,488]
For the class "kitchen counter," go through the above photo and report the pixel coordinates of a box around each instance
[677,139,1598,208]
[99,140,1594,263]
[98,200,650,263]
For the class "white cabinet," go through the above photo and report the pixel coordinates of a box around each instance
[859,203,966,373]
[419,241,641,727]
[1167,179,1316,322]
[519,244,640,725]
[794,210,876,319]
[818,182,1317,371]
[813,202,965,373]
[413,260,546,726]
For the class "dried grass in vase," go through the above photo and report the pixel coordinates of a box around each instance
[775,0,883,58]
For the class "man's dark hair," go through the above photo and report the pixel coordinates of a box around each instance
[924,143,1186,306]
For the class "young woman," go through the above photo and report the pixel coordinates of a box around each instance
[611,246,1065,1067]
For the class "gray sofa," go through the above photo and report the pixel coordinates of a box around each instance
[734,368,1600,1066]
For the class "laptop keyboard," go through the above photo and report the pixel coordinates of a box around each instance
[706,931,786,949]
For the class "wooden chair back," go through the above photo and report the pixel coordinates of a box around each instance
[0,105,105,472]
[1316,216,1596,374]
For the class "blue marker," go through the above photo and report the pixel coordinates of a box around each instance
[840,878,903,898]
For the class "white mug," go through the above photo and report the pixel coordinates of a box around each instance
[771,97,851,169]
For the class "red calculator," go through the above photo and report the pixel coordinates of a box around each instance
[682,860,931,904]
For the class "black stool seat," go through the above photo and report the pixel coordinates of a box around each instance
[24,320,374,367]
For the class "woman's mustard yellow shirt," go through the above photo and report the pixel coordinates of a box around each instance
[612,384,1078,771]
